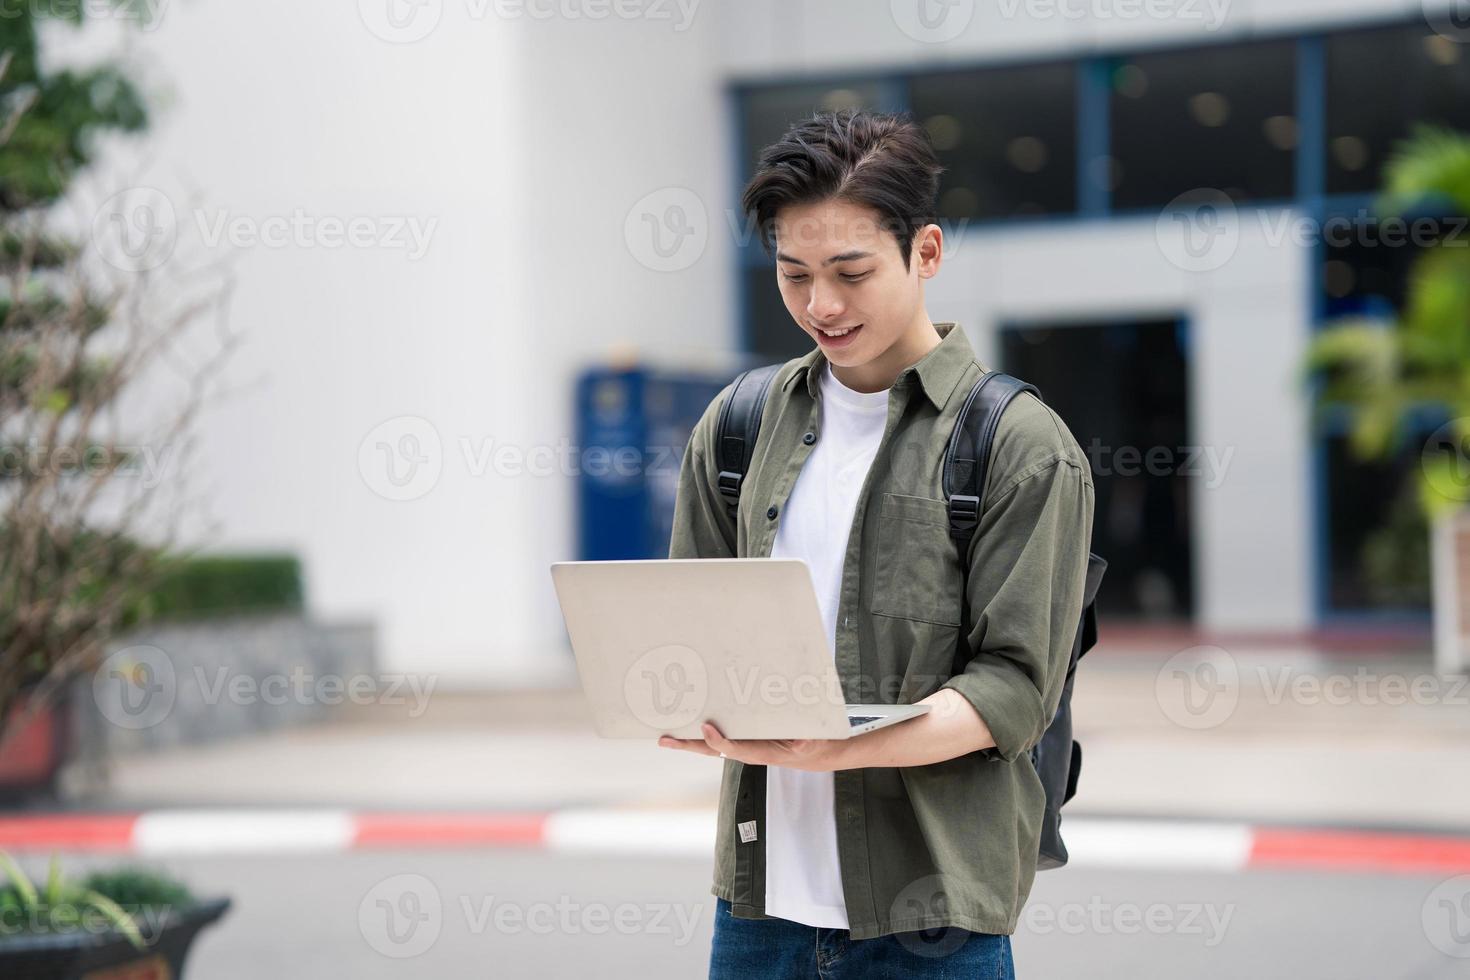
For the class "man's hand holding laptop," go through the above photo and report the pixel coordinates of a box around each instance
[550,558,1000,767]
[656,687,994,772]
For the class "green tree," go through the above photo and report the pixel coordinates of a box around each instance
[1302,123,1470,525]
[0,5,234,757]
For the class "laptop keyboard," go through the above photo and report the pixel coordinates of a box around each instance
[848,715,881,726]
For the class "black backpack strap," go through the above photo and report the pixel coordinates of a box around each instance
[946,370,1042,686]
[713,363,783,520]
[943,368,1108,871]
[944,371,1041,546]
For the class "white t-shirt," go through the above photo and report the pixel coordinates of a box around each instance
[764,359,890,929]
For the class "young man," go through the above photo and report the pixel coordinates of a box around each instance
[659,109,1095,979]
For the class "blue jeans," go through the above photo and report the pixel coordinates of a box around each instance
[708,897,1015,979]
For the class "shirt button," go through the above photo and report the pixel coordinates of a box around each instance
[767,505,778,520]
[803,431,816,445]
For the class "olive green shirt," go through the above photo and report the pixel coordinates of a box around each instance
[667,321,1096,940]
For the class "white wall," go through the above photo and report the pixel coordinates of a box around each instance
[55,3,541,684]
[713,0,1443,76]
[514,7,745,678]
[62,1,741,685]
[925,213,1314,631]
[56,0,1410,685]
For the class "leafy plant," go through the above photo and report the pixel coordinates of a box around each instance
[0,5,239,757]
[0,850,195,950]
[140,553,305,622]
[1361,473,1432,606]
[1301,123,1470,522]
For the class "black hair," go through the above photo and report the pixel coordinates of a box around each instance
[739,108,945,271]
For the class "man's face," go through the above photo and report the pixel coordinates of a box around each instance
[772,198,934,372]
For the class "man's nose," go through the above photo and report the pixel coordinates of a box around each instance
[807,283,844,321]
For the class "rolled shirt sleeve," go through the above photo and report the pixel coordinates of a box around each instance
[941,448,1095,763]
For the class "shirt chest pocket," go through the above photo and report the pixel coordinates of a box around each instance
[870,492,964,627]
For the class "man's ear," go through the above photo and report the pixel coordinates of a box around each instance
[906,223,943,279]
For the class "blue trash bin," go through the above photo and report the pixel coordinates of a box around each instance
[574,366,729,560]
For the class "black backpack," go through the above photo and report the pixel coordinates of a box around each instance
[712,363,1107,871]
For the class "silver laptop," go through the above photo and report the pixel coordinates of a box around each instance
[549,557,929,739]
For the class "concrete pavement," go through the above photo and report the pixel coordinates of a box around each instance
[37,850,1464,979]
[44,639,1470,836]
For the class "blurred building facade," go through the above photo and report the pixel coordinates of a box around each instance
[107,0,1467,684]
[727,3,1470,635]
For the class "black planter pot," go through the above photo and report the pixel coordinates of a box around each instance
[0,895,230,980]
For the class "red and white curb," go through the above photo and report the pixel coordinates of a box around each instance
[2,809,1469,876]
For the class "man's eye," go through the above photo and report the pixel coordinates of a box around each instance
[781,272,870,283]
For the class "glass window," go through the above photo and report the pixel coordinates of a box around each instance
[743,264,808,362]
[1323,432,1431,612]
[1315,204,1460,612]
[1001,319,1194,621]
[908,61,1077,221]
[738,81,888,184]
[1327,24,1470,196]
[1320,211,1466,322]
[1110,40,1296,209]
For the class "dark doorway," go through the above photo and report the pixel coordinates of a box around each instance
[1001,319,1195,622]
